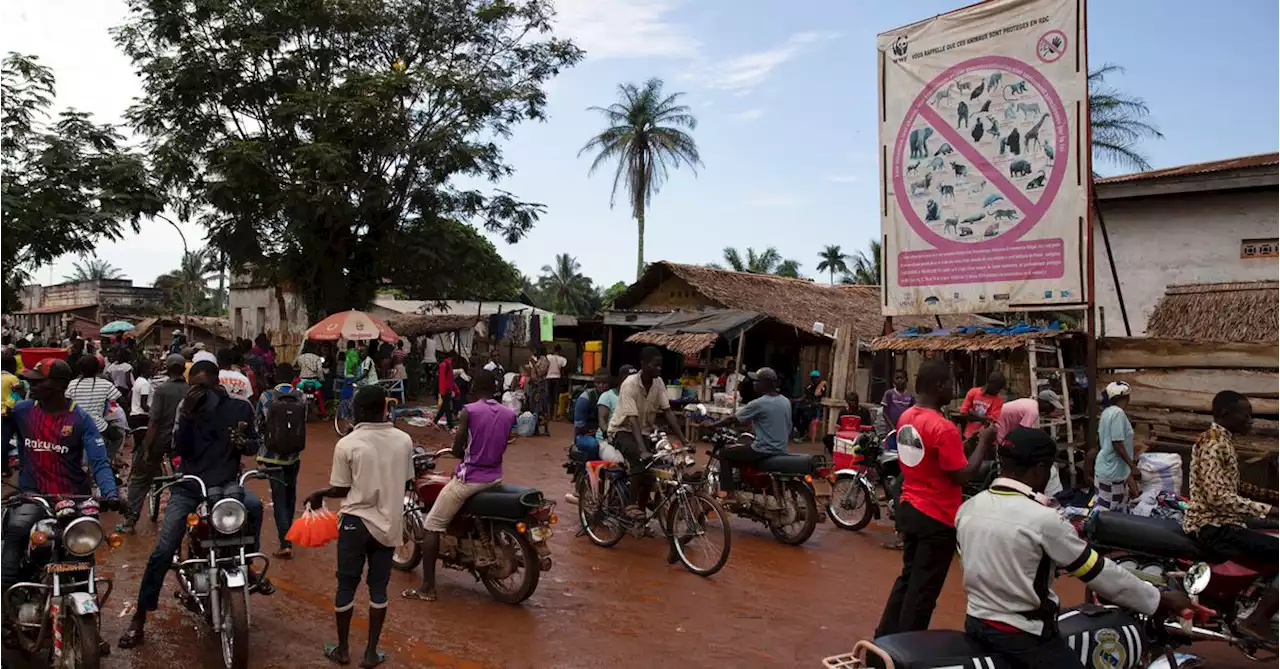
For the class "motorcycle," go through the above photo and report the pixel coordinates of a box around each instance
[2,493,123,669]
[702,427,823,545]
[820,601,1210,669]
[151,468,278,669]
[1085,510,1279,661]
[393,447,555,604]
[826,419,899,531]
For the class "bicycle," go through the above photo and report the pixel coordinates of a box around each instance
[334,380,356,436]
[576,429,731,577]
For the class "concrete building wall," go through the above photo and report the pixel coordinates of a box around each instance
[1092,188,1278,337]
[226,284,310,341]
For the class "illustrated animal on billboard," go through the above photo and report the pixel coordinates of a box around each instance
[1016,101,1042,119]
[925,199,940,221]
[984,223,1001,237]
[1009,158,1032,177]
[956,101,969,128]
[987,72,1003,90]
[932,85,952,106]
[909,127,934,159]
[961,212,986,225]
[970,117,985,143]
[906,161,920,174]
[910,173,932,196]
[938,184,955,202]
[1024,114,1050,152]
[970,180,987,193]
[956,80,972,94]
[978,99,991,113]
[951,162,968,178]
[993,209,1020,221]
[1001,127,1022,156]
[934,143,953,156]
[1004,104,1019,121]
[1026,171,1047,190]
[986,117,1001,146]
[959,225,973,237]
[944,217,959,235]
[1043,144,1055,164]
[929,156,946,171]
[969,80,985,99]
[982,194,1004,208]
[1003,80,1028,98]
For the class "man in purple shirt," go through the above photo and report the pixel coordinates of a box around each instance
[881,369,916,434]
[405,369,515,602]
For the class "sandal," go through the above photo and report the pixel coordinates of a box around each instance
[117,626,145,649]
[273,547,293,559]
[401,588,436,601]
[324,642,350,665]
[359,649,387,668]
[625,505,645,520]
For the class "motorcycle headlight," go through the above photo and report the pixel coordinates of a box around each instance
[63,517,105,556]
[211,499,248,534]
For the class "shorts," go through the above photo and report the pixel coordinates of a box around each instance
[334,515,394,611]
[423,477,501,532]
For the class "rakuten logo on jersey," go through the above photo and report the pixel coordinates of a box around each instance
[25,438,69,455]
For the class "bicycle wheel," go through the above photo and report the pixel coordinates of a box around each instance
[580,475,627,548]
[665,492,730,577]
[334,400,354,437]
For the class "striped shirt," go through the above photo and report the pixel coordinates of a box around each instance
[4,400,117,496]
[64,377,122,432]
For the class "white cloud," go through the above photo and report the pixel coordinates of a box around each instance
[689,30,838,94]
[745,194,804,208]
[730,108,765,122]
[552,0,699,60]
[826,174,861,184]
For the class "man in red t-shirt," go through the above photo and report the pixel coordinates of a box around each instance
[959,372,1005,446]
[876,359,994,638]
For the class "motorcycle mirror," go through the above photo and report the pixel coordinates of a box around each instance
[1183,562,1211,596]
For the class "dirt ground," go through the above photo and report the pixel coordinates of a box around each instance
[7,419,1254,668]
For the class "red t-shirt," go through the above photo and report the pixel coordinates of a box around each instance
[437,358,454,396]
[896,406,967,526]
[959,387,1003,438]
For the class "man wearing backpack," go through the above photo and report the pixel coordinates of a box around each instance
[257,362,308,559]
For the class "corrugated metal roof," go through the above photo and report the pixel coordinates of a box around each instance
[14,303,97,315]
[1096,152,1278,184]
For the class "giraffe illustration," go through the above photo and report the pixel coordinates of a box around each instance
[1024,114,1050,152]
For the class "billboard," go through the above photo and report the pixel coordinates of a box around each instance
[878,0,1088,316]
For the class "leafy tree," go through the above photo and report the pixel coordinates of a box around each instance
[63,257,126,282]
[153,248,218,315]
[114,0,582,321]
[1090,64,1162,172]
[600,281,629,306]
[815,245,850,284]
[537,253,598,317]
[841,239,881,286]
[580,78,702,280]
[385,217,522,303]
[1,53,160,309]
[714,246,802,277]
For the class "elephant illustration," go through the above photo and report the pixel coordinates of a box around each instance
[929,156,946,171]
[987,72,1003,91]
[909,127,934,159]
[993,209,1019,220]
[934,143,954,156]
[925,199,940,221]
[1009,159,1032,177]
[956,101,969,128]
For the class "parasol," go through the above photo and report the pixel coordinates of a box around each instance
[99,320,136,335]
[304,310,399,343]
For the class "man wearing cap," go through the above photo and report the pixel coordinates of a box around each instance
[996,390,1066,496]
[706,367,793,502]
[1,359,119,593]
[119,353,189,532]
[1094,381,1137,512]
[957,427,1191,668]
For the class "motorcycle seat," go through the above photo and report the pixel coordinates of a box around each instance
[462,484,544,519]
[866,631,1002,669]
[755,453,819,475]
[1087,511,1209,560]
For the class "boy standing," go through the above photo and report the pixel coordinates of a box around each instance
[257,363,308,558]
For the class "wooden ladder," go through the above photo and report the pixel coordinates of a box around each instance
[1027,339,1076,486]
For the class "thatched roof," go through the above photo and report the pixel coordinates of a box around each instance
[871,328,1066,352]
[611,262,985,341]
[626,331,720,357]
[386,313,481,337]
[134,316,232,342]
[1145,281,1278,343]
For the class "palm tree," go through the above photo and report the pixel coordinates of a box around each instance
[841,240,881,286]
[715,246,802,277]
[538,253,597,317]
[1090,64,1162,172]
[63,256,125,282]
[815,245,850,284]
[580,78,702,280]
[154,248,218,315]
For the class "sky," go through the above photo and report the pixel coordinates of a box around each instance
[4,0,1278,292]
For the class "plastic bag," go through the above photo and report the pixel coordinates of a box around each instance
[1137,452,1182,496]
[284,504,339,548]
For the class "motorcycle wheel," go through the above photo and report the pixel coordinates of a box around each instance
[479,525,540,604]
[219,587,249,669]
[827,474,874,531]
[769,479,818,545]
[580,476,626,548]
[64,613,102,669]
[666,492,731,577]
[391,520,422,572]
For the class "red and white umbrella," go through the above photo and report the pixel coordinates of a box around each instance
[304,310,399,343]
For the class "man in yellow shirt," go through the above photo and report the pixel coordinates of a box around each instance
[1,353,21,414]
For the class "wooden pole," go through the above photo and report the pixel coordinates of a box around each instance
[605,325,614,374]
[733,331,747,411]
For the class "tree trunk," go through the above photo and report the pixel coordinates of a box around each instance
[635,206,646,281]
[273,283,289,339]
[216,251,227,315]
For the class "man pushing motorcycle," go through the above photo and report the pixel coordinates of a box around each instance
[957,426,1192,668]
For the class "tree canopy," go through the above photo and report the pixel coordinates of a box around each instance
[1,53,160,309]
[64,257,127,283]
[841,240,881,286]
[113,0,581,320]
[714,246,802,278]
[537,253,599,316]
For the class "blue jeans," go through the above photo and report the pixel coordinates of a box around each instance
[136,484,263,612]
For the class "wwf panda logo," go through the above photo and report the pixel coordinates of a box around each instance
[892,36,908,58]
[896,424,926,468]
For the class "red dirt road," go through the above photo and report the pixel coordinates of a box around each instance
[16,420,1254,668]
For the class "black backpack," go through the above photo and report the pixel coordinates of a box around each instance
[263,389,307,455]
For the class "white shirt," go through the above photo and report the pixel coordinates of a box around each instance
[546,354,567,379]
[218,369,253,401]
[356,356,379,386]
[104,362,133,389]
[423,338,437,364]
[330,422,415,547]
[130,377,153,416]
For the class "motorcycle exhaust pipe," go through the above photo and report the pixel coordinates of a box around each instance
[1163,621,1231,643]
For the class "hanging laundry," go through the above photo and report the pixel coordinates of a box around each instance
[539,313,554,343]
